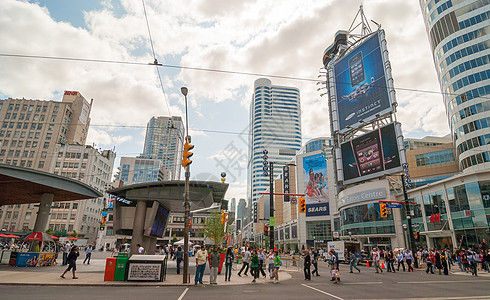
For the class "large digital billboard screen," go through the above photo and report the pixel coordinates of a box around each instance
[149,205,169,237]
[333,31,393,132]
[341,123,402,185]
[303,153,329,217]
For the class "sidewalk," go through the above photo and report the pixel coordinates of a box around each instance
[0,258,292,286]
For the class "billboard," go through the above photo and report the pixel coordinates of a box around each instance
[303,153,329,216]
[149,205,169,237]
[340,123,402,185]
[333,31,393,132]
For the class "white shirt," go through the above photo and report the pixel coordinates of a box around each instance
[64,243,71,253]
[372,251,380,261]
[138,246,144,254]
[243,250,251,263]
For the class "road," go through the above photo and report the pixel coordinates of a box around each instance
[1,262,489,300]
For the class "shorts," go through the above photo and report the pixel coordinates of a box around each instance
[66,260,76,271]
[274,266,280,270]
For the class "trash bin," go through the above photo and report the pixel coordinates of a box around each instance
[104,257,117,281]
[114,254,129,281]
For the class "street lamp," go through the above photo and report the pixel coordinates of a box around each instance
[348,231,352,242]
[402,223,408,249]
[181,86,190,284]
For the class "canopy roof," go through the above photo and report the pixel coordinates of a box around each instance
[107,180,228,212]
[0,163,102,205]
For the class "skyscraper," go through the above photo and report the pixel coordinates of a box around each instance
[142,116,184,180]
[248,78,302,206]
[419,0,490,172]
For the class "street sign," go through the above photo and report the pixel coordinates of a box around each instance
[269,217,275,227]
[386,203,402,208]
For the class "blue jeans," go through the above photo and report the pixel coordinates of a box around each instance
[176,258,182,274]
[83,253,91,264]
[350,261,360,272]
[225,263,232,280]
[62,253,68,266]
[195,263,206,283]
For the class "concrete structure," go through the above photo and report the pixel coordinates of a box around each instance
[247,78,302,207]
[404,135,459,188]
[0,163,101,235]
[396,170,490,250]
[115,157,165,185]
[46,144,115,241]
[419,0,490,173]
[142,116,184,181]
[108,180,228,255]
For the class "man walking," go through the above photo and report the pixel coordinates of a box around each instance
[209,247,220,284]
[372,248,383,273]
[194,245,208,285]
[258,249,267,277]
[349,251,360,273]
[62,241,71,266]
[397,251,405,271]
[405,249,414,272]
[238,248,251,276]
[83,244,92,264]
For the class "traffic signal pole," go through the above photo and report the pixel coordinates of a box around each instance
[269,162,274,251]
[401,174,416,254]
[181,87,191,284]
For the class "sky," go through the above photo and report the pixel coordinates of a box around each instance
[0,0,449,201]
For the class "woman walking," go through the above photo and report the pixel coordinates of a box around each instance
[273,251,281,284]
[267,250,275,279]
[304,250,311,280]
[250,250,259,283]
[60,245,80,279]
[312,251,320,276]
[225,247,234,281]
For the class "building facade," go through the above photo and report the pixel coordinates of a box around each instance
[248,78,302,210]
[142,116,184,180]
[419,0,490,172]
[115,157,165,185]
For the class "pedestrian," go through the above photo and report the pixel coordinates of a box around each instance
[60,245,79,279]
[194,245,207,285]
[83,244,92,264]
[209,247,220,284]
[397,250,405,271]
[238,248,251,276]
[137,244,145,255]
[329,249,339,283]
[250,250,259,283]
[387,250,396,273]
[405,249,414,272]
[372,248,383,273]
[267,250,275,279]
[441,251,449,275]
[349,251,360,273]
[273,251,281,283]
[62,241,71,266]
[175,246,183,274]
[312,251,320,276]
[426,250,435,274]
[225,247,234,281]
[467,250,478,276]
[258,249,267,277]
[304,250,311,280]
[435,250,443,275]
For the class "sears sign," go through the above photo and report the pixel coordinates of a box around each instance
[306,203,330,217]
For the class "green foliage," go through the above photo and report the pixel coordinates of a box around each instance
[203,212,228,246]
[69,231,78,237]
[45,228,53,234]
[171,236,178,244]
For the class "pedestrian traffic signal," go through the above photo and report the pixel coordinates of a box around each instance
[264,225,268,234]
[181,138,194,168]
[299,197,306,213]
[414,231,419,240]
[380,203,387,218]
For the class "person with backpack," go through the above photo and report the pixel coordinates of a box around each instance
[60,246,80,279]
[329,248,339,283]
[467,250,478,276]
[273,251,281,284]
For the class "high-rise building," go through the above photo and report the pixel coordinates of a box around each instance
[419,0,490,172]
[142,116,184,180]
[114,156,165,185]
[248,78,302,205]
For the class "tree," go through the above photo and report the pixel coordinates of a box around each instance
[203,212,228,246]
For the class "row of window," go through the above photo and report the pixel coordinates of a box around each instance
[450,100,490,127]
[443,54,490,86]
[449,69,490,94]
[4,103,51,113]
[457,133,490,156]
[460,150,490,169]
[440,40,489,72]
[458,10,490,30]
[429,0,453,22]
[454,115,490,139]
[415,149,455,166]
[448,84,490,112]
[439,25,489,57]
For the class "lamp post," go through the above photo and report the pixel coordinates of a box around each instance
[181,86,190,284]
[402,223,408,249]
[401,174,416,252]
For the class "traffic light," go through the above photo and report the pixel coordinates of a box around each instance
[221,212,228,224]
[264,225,268,234]
[181,137,194,168]
[299,197,306,213]
[414,231,419,240]
[380,203,387,218]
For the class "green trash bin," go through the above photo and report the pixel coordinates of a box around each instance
[114,253,129,281]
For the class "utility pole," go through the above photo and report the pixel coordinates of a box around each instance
[181,87,191,284]
[269,162,274,251]
[401,174,416,252]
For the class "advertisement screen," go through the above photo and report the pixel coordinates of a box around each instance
[333,31,392,132]
[303,153,329,216]
[341,123,401,184]
[149,205,169,237]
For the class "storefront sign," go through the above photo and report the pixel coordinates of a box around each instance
[283,165,290,202]
[127,263,162,281]
[306,203,330,217]
[338,187,386,208]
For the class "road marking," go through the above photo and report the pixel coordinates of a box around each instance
[342,281,383,285]
[397,279,490,284]
[301,284,344,300]
[376,296,490,300]
[177,287,189,300]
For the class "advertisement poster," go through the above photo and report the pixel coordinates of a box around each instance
[38,253,56,266]
[341,123,401,184]
[333,31,392,132]
[15,252,39,267]
[303,153,329,216]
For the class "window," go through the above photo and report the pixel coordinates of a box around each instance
[38,161,45,168]
[43,142,49,149]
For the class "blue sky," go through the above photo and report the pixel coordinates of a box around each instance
[1,0,449,200]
